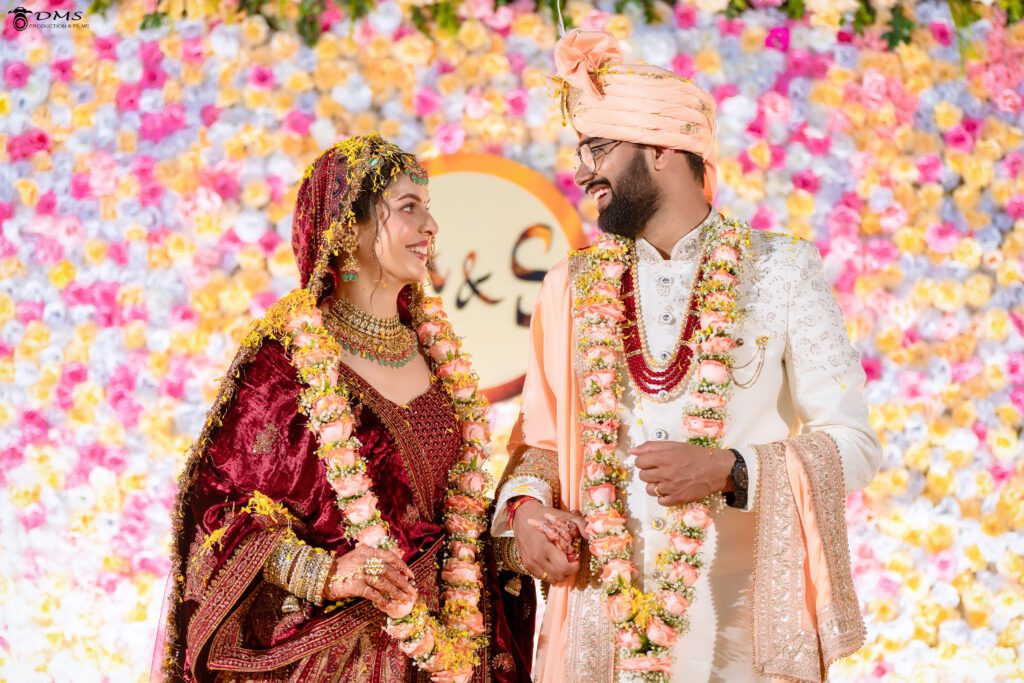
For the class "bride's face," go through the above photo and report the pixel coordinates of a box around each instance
[355,174,437,287]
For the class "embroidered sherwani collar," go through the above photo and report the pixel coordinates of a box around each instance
[635,208,719,264]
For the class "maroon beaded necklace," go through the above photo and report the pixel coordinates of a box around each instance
[619,250,707,398]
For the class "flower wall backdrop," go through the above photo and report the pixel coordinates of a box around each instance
[1,0,1022,680]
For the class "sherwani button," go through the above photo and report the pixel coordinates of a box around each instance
[652,428,668,440]
[658,276,673,287]
[659,312,675,325]
[657,351,671,363]
[651,517,666,530]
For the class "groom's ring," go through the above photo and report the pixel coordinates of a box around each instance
[654,483,662,497]
[540,570,549,582]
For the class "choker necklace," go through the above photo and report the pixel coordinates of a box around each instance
[324,297,419,367]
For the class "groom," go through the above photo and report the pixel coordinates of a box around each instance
[491,30,881,682]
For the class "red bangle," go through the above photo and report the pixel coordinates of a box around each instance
[507,495,538,528]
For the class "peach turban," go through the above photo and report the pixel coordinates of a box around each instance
[554,29,718,203]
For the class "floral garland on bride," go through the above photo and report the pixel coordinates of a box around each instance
[572,216,751,680]
[272,285,492,683]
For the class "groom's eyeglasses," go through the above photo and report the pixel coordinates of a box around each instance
[576,139,622,173]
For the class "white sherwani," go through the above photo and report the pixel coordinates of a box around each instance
[494,213,881,682]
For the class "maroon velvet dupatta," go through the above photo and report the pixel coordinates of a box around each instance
[159,137,535,682]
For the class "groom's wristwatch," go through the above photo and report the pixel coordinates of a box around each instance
[725,448,749,509]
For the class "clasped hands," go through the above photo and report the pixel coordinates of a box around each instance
[324,545,417,616]
[512,441,733,584]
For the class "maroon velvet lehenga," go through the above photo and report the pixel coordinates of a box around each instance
[164,339,535,682]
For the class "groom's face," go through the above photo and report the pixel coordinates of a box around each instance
[575,138,661,240]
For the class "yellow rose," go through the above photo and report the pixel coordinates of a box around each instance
[241,15,269,45]
[48,260,76,289]
[605,16,633,40]
[694,49,721,74]
[458,20,488,52]
[933,101,962,130]
[987,426,1020,462]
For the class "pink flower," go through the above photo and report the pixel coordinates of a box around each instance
[590,533,631,557]
[646,617,679,647]
[331,473,372,499]
[428,338,459,362]
[442,585,481,608]
[435,123,466,155]
[115,83,141,111]
[598,261,626,279]
[711,245,739,263]
[414,88,443,117]
[506,88,528,117]
[590,280,619,300]
[441,559,482,584]
[399,627,436,658]
[583,345,617,366]
[386,618,420,640]
[944,124,974,153]
[343,494,378,524]
[446,513,484,538]
[582,370,616,393]
[583,436,615,458]
[461,421,487,443]
[384,598,417,619]
[665,560,699,586]
[599,558,633,585]
[583,461,611,481]
[51,59,74,82]
[693,337,736,355]
[680,505,713,530]
[4,62,30,88]
[248,65,276,89]
[355,524,389,547]
[437,357,471,378]
[449,540,477,562]
[447,494,486,517]
[930,21,953,46]
[615,626,643,649]
[699,311,729,332]
[603,592,634,623]
[581,323,616,343]
[419,297,447,317]
[286,310,323,332]
[581,302,624,321]
[282,110,313,136]
[586,509,626,537]
[658,589,692,616]
[585,389,618,416]
[318,414,355,443]
[697,360,730,385]
[457,470,487,494]
[324,445,358,469]
[668,533,702,555]
[683,416,725,439]
[314,393,348,419]
[586,483,617,507]
[417,319,449,339]
[461,610,487,636]
[619,656,673,673]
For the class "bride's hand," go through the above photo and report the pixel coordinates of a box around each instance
[324,546,417,610]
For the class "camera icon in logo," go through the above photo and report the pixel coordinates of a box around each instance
[8,7,30,31]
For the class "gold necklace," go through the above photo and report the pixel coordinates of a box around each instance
[324,297,419,367]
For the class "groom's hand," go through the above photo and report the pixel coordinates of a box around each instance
[512,500,585,585]
[632,441,734,506]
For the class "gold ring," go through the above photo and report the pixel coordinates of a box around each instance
[654,482,661,497]
[541,571,549,582]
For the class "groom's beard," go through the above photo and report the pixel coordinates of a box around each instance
[597,154,661,240]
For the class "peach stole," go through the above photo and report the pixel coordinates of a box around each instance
[507,260,582,682]
[509,260,865,683]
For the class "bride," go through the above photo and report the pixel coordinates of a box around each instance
[158,135,534,682]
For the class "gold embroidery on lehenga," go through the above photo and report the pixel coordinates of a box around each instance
[252,423,280,455]
[493,652,515,672]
